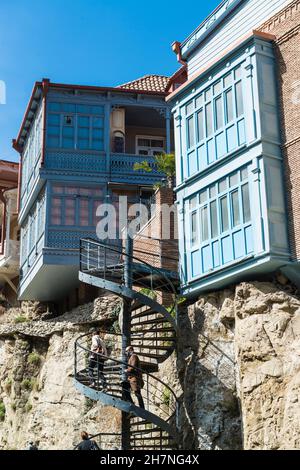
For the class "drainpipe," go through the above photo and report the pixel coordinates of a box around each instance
[0,189,6,256]
[172,41,187,66]
[41,78,50,166]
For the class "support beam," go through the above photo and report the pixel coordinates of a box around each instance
[2,274,17,294]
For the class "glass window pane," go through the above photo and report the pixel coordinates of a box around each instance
[62,126,74,138]
[205,103,213,137]
[191,212,199,247]
[242,184,251,223]
[186,101,194,115]
[211,200,218,238]
[235,81,244,117]
[219,178,227,193]
[197,110,204,142]
[78,139,89,149]
[48,102,61,112]
[138,138,151,147]
[65,198,76,226]
[234,66,242,80]
[241,167,248,181]
[224,73,232,88]
[77,104,91,114]
[221,196,229,232]
[205,89,212,101]
[62,138,74,149]
[200,206,209,242]
[93,117,104,128]
[231,190,240,227]
[79,199,90,226]
[51,198,62,225]
[93,106,104,115]
[225,89,234,123]
[78,116,90,127]
[199,190,207,204]
[91,140,104,151]
[61,103,76,113]
[215,96,224,130]
[93,129,104,139]
[190,196,198,209]
[48,125,60,137]
[229,172,239,187]
[63,115,74,126]
[48,114,60,125]
[213,81,222,95]
[47,136,59,148]
[187,117,195,148]
[78,127,89,138]
[195,94,203,108]
[210,185,216,198]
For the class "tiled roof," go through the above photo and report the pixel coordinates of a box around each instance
[118,75,169,93]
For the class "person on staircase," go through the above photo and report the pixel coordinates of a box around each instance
[125,346,145,409]
[76,431,100,450]
[89,328,107,389]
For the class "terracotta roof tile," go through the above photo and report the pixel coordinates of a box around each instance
[117,75,169,93]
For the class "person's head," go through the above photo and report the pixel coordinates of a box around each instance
[91,328,100,336]
[126,346,134,356]
[81,431,89,441]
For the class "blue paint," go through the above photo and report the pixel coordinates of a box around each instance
[171,33,290,296]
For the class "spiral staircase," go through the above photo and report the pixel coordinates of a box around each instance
[74,238,179,450]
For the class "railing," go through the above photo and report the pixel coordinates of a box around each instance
[111,154,161,176]
[79,238,178,318]
[75,332,178,424]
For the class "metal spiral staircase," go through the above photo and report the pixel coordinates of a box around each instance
[74,238,179,450]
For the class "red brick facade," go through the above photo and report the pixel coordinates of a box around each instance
[259,0,300,260]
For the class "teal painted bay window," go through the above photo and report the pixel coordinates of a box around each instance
[184,64,246,179]
[186,165,253,278]
[47,102,105,151]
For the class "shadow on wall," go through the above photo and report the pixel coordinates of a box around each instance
[176,298,243,450]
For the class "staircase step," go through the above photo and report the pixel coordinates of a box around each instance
[132,327,175,334]
[130,344,174,351]
[130,309,157,321]
[131,318,170,327]
[131,336,176,342]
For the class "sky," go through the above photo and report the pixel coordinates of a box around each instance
[0,0,220,162]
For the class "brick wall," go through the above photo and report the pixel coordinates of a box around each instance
[132,187,178,272]
[259,0,300,259]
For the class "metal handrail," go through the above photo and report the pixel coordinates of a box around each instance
[80,238,178,317]
[75,332,177,419]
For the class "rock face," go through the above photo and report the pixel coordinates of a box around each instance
[0,296,122,450]
[1,280,300,450]
[170,280,300,450]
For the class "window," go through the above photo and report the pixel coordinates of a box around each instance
[210,200,218,238]
[242,184,251,222]
[191,212,199,247]
[221,196,229,232]
[187,118,195,148]
[184,65,246,175]
[136,136,165,156]
[231,190,240,227]
[47,102,105,151]
[50,185,104,227]
[200,206,209,242]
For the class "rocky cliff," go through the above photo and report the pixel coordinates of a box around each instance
[0,296,122,450]
[1,279,300,450]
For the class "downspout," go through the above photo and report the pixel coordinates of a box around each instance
[12,139,22,215]
[0,190,6,255]
[172,41,187,66]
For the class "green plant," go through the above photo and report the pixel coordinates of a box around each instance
[112,320,121,334]
[84,397,95,414]
[0,401,5,421]
[21,378,36,391]
[4,378,12,394]
[28,352,41,366]
[140,288,157,301]
[162,387,171,407]
[13,316,28,324]
[134,153,176,188]
[25,402,32,413]
[11,402,16,412]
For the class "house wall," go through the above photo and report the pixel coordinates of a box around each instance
[183,0,292,77]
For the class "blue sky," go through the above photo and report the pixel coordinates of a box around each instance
[0,0,220,162]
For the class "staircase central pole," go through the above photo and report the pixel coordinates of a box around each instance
[121,226,133,450]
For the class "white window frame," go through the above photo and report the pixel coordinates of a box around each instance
[135,135,165,156]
